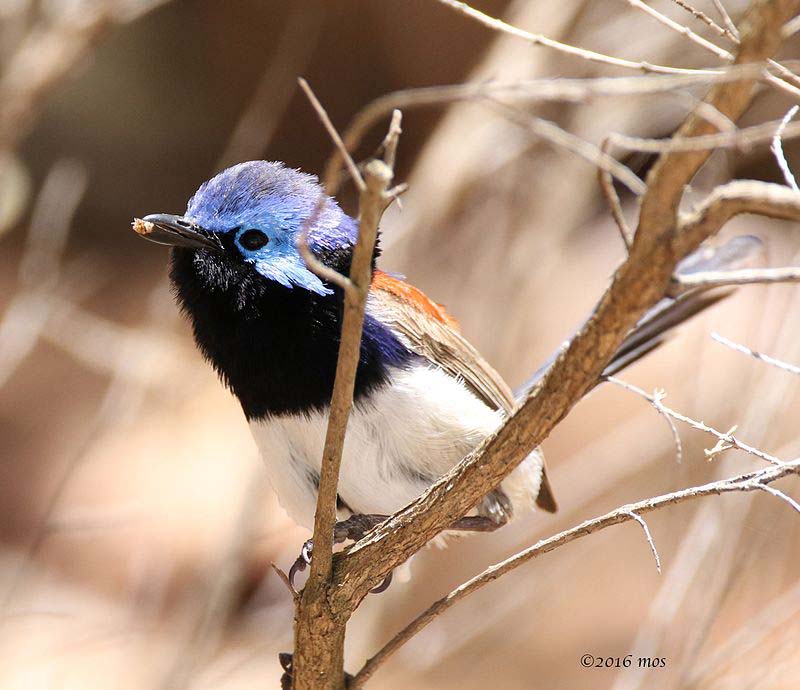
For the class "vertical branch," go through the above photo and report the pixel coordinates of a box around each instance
[304,166,388,589]
[291,109,402,690]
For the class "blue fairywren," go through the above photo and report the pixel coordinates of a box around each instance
[133,160,758,585]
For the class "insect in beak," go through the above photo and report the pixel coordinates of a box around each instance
[133,213,222,252]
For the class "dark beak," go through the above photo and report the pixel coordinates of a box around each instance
[133,213,222,251]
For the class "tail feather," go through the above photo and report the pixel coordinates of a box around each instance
[516,235,764,398]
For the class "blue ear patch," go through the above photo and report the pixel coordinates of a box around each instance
[185,161,358,296]
[233,224,334,296]
[253,253,332,295]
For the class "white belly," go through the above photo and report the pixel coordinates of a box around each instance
[249,363,544,529]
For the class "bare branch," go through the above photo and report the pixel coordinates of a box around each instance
[318,63,774,198]
[674,90,737,132]
[625,0,800,99]
[669,0,738,42]
[671,265,800,294]
[623,510,663,573]
[623,0,733,61]
[712,0,741,39]
[711,331,800,375]
[298,78,365,191]
[435,0,723,75]
[608,116,800,154]
[350,458,800,688]
[380,109,403,172]
[304,162,387,584]
[784,13,800,37]
[676,180,800,256]
[297,226,353,292]
[295,80,355,293]
[612,382,684,464]
[599,138,634,250]
[271,562,299,601]
[771,105,800,191]
[607,376,784,466]
[438,0,799,102]
[492,103,646,195]
[754,482,800,514]
[292,111,401,688]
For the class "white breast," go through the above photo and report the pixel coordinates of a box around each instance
[249,362,544,529]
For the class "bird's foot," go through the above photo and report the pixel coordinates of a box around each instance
[278,652,293,690]
[288,538,314,589]
[288,514,394,594]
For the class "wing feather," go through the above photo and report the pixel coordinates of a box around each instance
[370,271,557,512]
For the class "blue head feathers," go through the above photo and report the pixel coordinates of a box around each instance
[184,161,358,296]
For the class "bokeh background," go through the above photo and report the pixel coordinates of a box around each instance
[3,1,800,688]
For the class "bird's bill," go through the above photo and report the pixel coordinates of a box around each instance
[132,214,221,251]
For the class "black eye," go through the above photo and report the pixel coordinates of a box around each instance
[239,229,269,251]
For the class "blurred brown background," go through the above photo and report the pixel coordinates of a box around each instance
[2,1,800,688]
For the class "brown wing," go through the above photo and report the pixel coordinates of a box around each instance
[370,271,557,512]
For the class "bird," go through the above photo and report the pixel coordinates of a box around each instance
[133,160,759,588]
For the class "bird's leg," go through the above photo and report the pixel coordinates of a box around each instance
[449,515,508,531]
[288,498,510,592]
[288,514,389,591]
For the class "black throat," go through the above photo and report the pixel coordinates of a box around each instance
[169,247,412,419]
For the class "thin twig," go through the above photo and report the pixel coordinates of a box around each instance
[711,0,740,39]
[671,266,800,294]
[298,78,365,191]
[754,483,800,514]
[622,0,733,61]
[675,89,737,133]
[439,0,800,101]
[771,105,800,191]
[303,122,394,588]
[668,0,737,42]
[435,0,723,76]
[675,180,800,257]
[598,137,633,250]
[653,388,684,464]
[711,331,800,375]
[317,63,774,198]
[297,223,353,292]
[624,0,800,98]
[608,117,800,154]
[623,510,662,573]
[606,377,783,467]
[271,562,299,601]
[296,81,355,293]
[380,109,403,172]
[784,13,800,37]
[492,102,646,195]
[349,458,800,688]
